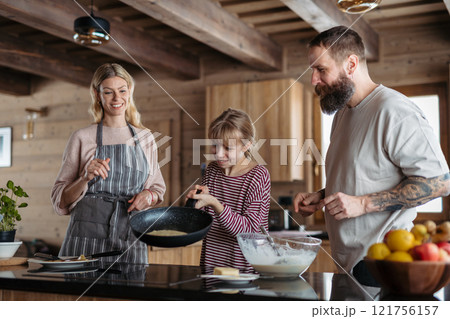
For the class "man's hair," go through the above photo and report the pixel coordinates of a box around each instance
[308,26,366,63]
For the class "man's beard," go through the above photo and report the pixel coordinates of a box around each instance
[315,73,355,115]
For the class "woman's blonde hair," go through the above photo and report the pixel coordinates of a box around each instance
[89,63,145,128]
[208,108,255,158]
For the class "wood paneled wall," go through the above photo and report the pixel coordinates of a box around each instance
[0,25,448,249]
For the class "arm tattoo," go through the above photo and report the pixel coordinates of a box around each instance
[367,173,450,212]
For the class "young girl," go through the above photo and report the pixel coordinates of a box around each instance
[186,108,270,271]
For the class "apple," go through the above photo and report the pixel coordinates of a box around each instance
[383,230,393,244]
[411,243,440,261]
[439,249,450,262]
[424,220,437,235]
[436,241,450,255]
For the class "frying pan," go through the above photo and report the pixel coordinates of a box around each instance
[130,190,213,247]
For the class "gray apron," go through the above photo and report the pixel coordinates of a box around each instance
[60,120,149,264]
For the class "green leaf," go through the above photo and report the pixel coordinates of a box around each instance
[6,180,14,190]
[1,195,11,204]
[1,180,28,229]
[15,188,24,197]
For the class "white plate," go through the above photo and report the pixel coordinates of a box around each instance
[208,283,259,293]
[200,273,260,284]
[28,266,99,274]
[27,258,98,269]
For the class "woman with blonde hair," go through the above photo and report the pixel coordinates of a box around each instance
[51,63,166,263]
[186,108,271,271]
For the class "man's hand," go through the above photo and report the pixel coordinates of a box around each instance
[293,191,323,217]
[322,192,366,220]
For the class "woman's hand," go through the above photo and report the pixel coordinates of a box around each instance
[186,185,224,214]
[60,157,110,209]
[127,189,156,213]
[84,158,111,181]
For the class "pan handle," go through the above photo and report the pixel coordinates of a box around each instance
[185,189,202,208]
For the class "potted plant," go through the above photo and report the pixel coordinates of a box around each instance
[0,180,28,242]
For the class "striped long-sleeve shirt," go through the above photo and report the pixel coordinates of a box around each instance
[200,161,271,271]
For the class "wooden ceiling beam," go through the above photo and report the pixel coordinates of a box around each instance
[280,0,379,61]
[0,0,200,79]
[0,33,94,87]
[0,68,30,96]
[119,0,282,71]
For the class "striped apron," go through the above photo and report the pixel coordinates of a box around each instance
[59,120,149,264]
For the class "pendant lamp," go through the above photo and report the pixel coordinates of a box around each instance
[336,0,381,14]
[73,0,110,46]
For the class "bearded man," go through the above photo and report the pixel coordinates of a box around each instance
[293,26,450,285]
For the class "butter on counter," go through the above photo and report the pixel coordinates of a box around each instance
[213,267,239,277]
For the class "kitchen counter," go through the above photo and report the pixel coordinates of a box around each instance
[0,262,448,301]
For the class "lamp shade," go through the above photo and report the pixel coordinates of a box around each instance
[73,15,110,46]
[336,0,381,14]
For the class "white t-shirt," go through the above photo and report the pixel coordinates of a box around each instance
[325,85,449,273]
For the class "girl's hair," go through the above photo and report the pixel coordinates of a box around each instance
[89,63,145,128]
[208,108,255,158]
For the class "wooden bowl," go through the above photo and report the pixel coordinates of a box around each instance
[364,258,450,295]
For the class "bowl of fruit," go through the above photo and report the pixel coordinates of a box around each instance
[364,221,450,296]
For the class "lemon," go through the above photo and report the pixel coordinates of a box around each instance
[386,229,415,252]
[411,224,427,242]
[384,251,413,262]
[367,243,391,260]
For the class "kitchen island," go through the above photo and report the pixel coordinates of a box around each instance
[0,262,448,301]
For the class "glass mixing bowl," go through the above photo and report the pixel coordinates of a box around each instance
[237,233,321,278]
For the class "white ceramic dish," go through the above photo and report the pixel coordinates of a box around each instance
[27,258,98,269]
[0,241,22,259]
[208,283,259,293]
[28,266,99,274]
[200,273,259,284]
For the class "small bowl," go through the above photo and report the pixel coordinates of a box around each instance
[364,258,450,295]
[237,233,321,278]
[0,241,22,259]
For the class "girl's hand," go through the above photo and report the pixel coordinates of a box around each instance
[293,191,323,217]
[186,184,210,196]
[186,185,224,214]
[84,158,111,181]
[127,190,155,213]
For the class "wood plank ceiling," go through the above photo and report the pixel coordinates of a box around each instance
[0,0,448,96]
